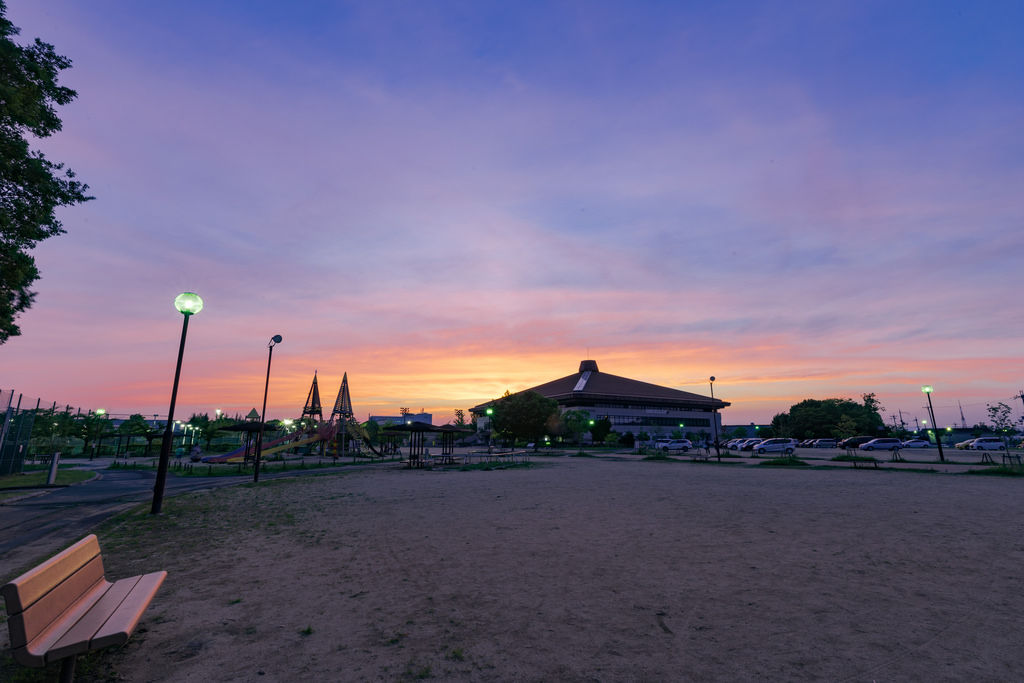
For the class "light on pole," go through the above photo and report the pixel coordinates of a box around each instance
[921,385,945,462]
[151,292,203,514]
[254,335,283,483]
[709,376,721,460]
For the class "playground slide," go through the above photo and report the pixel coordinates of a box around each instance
[201,430,322,464]
[345,420,384,457]
[256,434,321,458]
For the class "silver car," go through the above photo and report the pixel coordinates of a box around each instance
[859,438,902,451]
[754,438,797,455]
[970,437,1007,451]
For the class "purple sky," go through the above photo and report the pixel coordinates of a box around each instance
[4,0,1023,429]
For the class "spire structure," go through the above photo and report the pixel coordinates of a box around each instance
[332,372,353,421]
[302,371,324,423]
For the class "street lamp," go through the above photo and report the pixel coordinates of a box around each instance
[709,377,721,460]
[151,292,203,514]
[921,385,945,462]
[254,335,283,483]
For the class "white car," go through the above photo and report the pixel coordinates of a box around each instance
[970,437,1007,451]
[754,438,797,455]
[859,438,902,451]
[900,439,931,448]
[657,439,693,452]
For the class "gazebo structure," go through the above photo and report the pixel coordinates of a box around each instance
[382,423,473,467]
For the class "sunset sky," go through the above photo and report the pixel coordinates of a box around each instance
[3,0,1023,430]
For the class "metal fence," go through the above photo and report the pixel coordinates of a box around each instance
[0,390,89,476]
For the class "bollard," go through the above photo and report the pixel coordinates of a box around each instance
[46,452,61,485]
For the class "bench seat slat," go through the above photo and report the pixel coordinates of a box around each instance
[45,576,139,662]
[91,571,167,650]
[0,536,102,615]
[9,579,109,668]
[6,554,107,651]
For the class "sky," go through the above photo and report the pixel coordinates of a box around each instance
[3,0,1023,430]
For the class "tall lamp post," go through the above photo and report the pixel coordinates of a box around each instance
[254,335,283,483]
[921,385,945,462]
[709,377,721,460]
[151,292,203,514]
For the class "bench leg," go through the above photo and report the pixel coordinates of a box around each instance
[59,655,77,683]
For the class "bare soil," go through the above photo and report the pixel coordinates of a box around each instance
[4,457,1023,681]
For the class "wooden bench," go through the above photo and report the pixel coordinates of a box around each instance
[1,534,166,683]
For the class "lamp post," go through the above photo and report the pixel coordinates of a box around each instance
[151,292,203,515]
[254,335,282,483]
[709,377,721,460]
[921,385,945,462]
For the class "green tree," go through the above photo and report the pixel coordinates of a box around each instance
[490,391,560,450]
[560,409,592,444]
[772,394,885,440]
[117,414,152,455]
[361,419,381,445]
[203,415,235,450]
[74,411,110,455]
[0,3,92,342]
[30,406,74,455]
[987,402,1015,448]
[453,409,466,427]
[831,415,859,441]
[589,417,612,445]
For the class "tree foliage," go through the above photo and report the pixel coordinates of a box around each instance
[987,402,1015,447]
[490,391,560,449]
[71,411,111,454]
[771,394,885,440]
[0,2,91,342]
[560,409,592,444]
[589,417,612,445]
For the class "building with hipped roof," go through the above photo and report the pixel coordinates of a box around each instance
[470,360,729,441]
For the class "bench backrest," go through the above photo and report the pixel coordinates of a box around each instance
[1,535,107,650]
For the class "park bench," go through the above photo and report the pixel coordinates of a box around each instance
[1,534,166,682]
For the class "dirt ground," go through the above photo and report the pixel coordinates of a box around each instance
[6,456,1024,681]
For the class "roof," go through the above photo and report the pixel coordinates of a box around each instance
[471,360,730,412]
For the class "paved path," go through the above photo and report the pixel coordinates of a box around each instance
[0,461,364,580]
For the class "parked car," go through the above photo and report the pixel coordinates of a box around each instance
[739,439,764,451]
[754,438,797,455]
[859,438,902,451]
[838,436,874,450]
[970,437,1007,451]
[813,439,838,448]
[657,439,693,452]
[900,439,931,448]
[955,439,977,450]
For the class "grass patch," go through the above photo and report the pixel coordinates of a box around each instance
[758,456,809,467]
[966,466,1024,477]
[831,454,880,464]
[0,470,95,488]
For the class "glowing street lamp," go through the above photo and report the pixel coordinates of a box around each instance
[921,385,945,462]
[151,292,203,514]
[254,335,283,483]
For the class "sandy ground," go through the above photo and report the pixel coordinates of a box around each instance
[6,456,1024,681]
